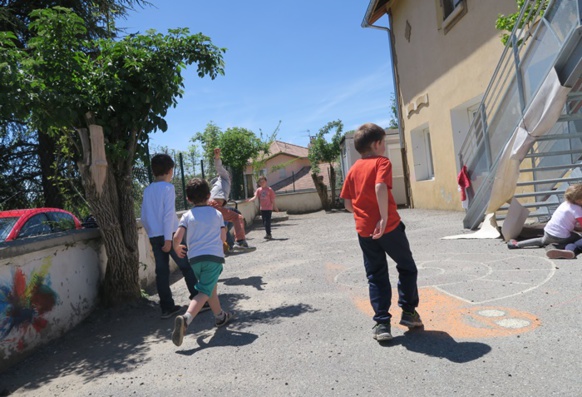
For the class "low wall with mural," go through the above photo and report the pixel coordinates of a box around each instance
[0,193,311,371]
[0,229,104,371]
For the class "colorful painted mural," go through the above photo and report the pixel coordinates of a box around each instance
[0,258,59,350]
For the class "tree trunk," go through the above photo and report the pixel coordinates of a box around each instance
[311,172,330,211]
[329,164,336,209]
[38,131,65,208]
[78,160,141,307]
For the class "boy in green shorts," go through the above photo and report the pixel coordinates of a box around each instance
[171,178,233,347]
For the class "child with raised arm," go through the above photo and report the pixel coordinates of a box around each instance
[171,178,233,347]
[141,153,203,319]
[209,148,255,252]
[340,123,422,342]
[247,176,279,239]
[507,184,582,258]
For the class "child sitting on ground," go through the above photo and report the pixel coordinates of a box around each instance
[508,184,582,259]
[171,178,233,347]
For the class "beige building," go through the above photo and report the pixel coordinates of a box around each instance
[363,0,516,211]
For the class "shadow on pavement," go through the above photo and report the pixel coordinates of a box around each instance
[176,329,259,356]
[383,329,492,363]
[221,276,267,290]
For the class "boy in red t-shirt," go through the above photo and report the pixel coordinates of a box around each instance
[340,123,422,342]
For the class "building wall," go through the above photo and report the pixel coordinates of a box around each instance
[245,154,310,189]
[389,0,516,210]
[340,130,407,205]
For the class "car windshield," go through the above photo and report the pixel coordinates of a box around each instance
[0,217,19,241]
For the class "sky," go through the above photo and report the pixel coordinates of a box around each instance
[121,1,395,151]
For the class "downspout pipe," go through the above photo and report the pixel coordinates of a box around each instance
[362,2,412,208]
[361,1,403,149]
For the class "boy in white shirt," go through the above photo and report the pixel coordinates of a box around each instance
[141,154,205,319]
[171,178,233,346]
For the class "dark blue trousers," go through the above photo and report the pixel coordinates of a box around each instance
[357,222,419,324]
[149,236,198,311]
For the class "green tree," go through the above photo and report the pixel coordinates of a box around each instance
[194,123,272,200]
[308,120,343,211]
[388,94,398,129]
[495,0,548,46]
[0,0,150,210]
[2,7,225,306]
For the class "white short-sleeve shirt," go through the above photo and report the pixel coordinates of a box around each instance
[178,206,225,260]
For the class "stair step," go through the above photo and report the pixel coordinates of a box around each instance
[498,201,561,210]
[557,113,582,122]
[525,149,582,158]
[516,176,582,186]
[520,164,582,172]
[513,189,565,198]
[534,132,582,141]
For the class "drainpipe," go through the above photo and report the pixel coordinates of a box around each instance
[361,2,412,208]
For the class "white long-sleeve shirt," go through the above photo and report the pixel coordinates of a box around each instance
[140,181,179,240]
[210,158,231,201]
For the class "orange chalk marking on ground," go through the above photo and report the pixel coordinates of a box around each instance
[351,287,540,339]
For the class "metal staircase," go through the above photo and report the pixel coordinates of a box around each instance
[458,0,582,229]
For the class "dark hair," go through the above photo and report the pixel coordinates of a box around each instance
[354,123,385,154]
[150,154,174,177]
[565,184,582,203]
[186,178,210,204]
[258,176,267,183]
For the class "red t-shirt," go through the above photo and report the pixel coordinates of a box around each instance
[340,156,401,237]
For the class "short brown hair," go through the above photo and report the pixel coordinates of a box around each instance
[354,123,385,154]
[186,178,210,205]
[258,176,267,183]
[564,184,582,204]
[150,154,174,177]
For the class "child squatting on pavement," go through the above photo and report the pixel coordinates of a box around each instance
[340,122,423,342]
[171,178,233,347]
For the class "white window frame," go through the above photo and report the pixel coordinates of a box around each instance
[411,126,435,182]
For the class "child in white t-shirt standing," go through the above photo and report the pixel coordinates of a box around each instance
[247,176,278,240]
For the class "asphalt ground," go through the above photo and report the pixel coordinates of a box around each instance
[1,209,581,397]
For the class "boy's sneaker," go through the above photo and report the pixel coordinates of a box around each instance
[215,311,233,327]
[372,323,393,341]
[546,247,576,259]
[507,239,519,249]
[172,315,186,346]
[400,310,423,328]
[233,240,256,252]
[264,234,272,240]
[161,305,182,319]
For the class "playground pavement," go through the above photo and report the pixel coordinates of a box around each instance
[1,208,581,396]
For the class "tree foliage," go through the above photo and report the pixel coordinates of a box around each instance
[495,0,549,46]
[194,122,272,199]
[1,7,225,306]
[0,0,149,211]
[308,120,343,211]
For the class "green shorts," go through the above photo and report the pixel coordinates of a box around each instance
[189,259,223,297]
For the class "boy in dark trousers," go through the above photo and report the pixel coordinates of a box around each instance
[141,154,207,319]
[340,123,422,341]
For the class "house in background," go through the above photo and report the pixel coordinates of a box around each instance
[362,0,516,211]
[244,140,332,197]
[340,128,408,206]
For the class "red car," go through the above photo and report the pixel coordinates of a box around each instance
[0,208,82,242]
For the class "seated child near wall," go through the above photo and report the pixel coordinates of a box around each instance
[507,184,582,256]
